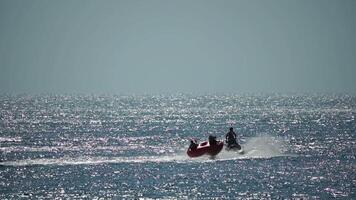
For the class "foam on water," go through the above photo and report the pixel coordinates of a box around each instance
[206,135,291,161]
[241,136,287,157]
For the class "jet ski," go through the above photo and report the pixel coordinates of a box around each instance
[225,139,244,154]
[187,137,224,158]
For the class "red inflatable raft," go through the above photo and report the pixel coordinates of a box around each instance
[187,141,224,157]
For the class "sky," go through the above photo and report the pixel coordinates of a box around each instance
[0,0,355,94]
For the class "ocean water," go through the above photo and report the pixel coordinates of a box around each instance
[0,94,355,199]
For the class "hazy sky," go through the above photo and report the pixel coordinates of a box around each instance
[0,0,355,94]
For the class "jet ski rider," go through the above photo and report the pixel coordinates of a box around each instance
[226,127,237,145]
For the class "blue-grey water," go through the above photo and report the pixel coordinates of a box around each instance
[0,94,355,199]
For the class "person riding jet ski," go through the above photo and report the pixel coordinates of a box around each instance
[225,127,241,150]
[226,127,237,144]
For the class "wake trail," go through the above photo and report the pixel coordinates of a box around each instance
[216,136,290,161]
[0,136,293,167]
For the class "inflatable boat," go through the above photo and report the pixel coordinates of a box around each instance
[187,140,224,157]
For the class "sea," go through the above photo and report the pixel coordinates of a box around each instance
[0,94,355,199]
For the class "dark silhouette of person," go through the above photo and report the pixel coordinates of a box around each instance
[208,135,217,146]
[189,139,198,150]
[226,127,237,145]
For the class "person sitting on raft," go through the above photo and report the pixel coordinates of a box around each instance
[189,139,198,150]
[208,135,218,146]
[226,127,237,145]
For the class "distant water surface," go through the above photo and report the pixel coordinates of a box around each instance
[0,94,355,199]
